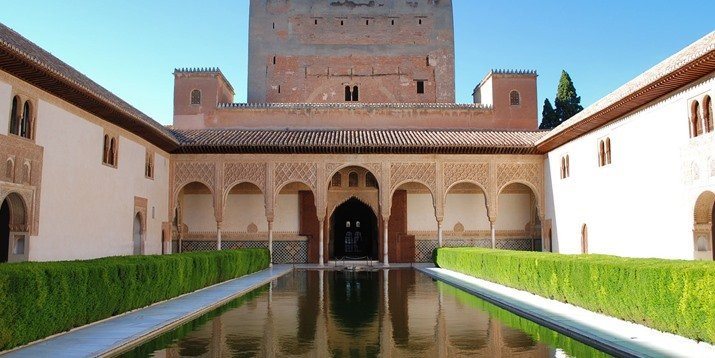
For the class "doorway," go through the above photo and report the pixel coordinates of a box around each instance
[0,200,9,263]
[330,198,378,260]
[133,213,143,255]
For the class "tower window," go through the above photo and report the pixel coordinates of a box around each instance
[278,85,281,94]
[348,172,359,187]
[272,56,276,65]
[314,19,318,25]
[272,22,275,29]
[391,19,395,26]
[345,86,352,101]
[418,19,422,25]
[352,86,359,101]
[417,80,425,94]
[366,19,369,25]
[510,90,520,106]
[190,89,201,105]
[345,86,359,102]
[340,20,344,26]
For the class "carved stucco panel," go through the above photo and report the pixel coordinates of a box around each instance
[174,162,216,194]
[443,162,489,191]
[496,163,542,192]
[274,162,317,192]
[390,162,436,193]
[224,162,266,192]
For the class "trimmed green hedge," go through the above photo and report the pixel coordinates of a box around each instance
[0,249,269,350]
[434,248,715,343]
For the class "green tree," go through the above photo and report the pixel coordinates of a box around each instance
[539,98,559,129]
[554,70,583,123]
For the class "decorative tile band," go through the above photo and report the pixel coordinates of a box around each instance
[179,240,308,264]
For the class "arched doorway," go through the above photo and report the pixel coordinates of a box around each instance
[693,191,715,260]
[330,198,378,260]
[133,213,143,255]
[0,193,28,263]
[496,182,541,251]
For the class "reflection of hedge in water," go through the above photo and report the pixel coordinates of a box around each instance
[329,271,380,332]
[120,285,269,358]
[437,282,610,358]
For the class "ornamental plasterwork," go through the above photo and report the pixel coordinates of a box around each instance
[496,163,541,193]
[326,162,382,183]
[274,162,317,192]
[174,162,216,193]
[390,162,436,193]
[224,162,266,192]
[443,162,489,191]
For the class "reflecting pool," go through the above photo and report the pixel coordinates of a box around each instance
[122,269,608,357]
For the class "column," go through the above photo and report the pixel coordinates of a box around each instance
[216,221,222,251]
[267,220,274,267]
[437,219,444,248]
[490,220,496,249]
[383,217,390,266]
[318,219,325,266]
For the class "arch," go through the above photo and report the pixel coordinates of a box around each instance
[509,90,520,106]
[329,197,378,260]
[693,191,715,260]
[391,179,436,209]
[190,89,202,105]
[133,212,144,255]
[325,163,381,189]
[1,192,28,263]
[20,100,32,139]
[344,86,351,101]
[605,138,611,165]
[9,96,19,136]
[352,86,359,101]
[328,194,379,221]
[173,180,216,222]
[222,181,265,223]
[497,180,542,215]
[693,191,715,224]
[365,172,378,188]
[496,182,541,250]
[704,95,712,133]
[691,100,701,137]
[581,224,588,254]
[444,181,490,238]
[274,179,315,203]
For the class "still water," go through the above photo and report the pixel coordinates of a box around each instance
[123,269,608,357]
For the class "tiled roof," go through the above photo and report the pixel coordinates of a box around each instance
[218,102,492,110]
[0,22,179,151]
[537,31,715,152]
[172,129,546,154]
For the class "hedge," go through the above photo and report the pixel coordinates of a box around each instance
[0,249,269,351]
[434,247,715,344]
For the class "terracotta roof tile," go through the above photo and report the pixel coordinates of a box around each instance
[172,129,546,154]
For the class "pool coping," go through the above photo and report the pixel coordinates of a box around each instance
[2,265,293,358]
[416,266,715,358]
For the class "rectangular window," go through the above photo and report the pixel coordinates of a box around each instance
[416,80,425,94]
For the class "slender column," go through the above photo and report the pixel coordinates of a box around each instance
[267,220,274,267]
[490,220,496,249]
[216,221,222,251]
[318,219,325,266]
[383,217,390,266]
[437,220,444,248]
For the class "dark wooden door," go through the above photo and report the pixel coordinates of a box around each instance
[389,190,410,263]
[299,191,320,263]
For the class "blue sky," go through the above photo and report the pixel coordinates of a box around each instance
[1,1,713,125]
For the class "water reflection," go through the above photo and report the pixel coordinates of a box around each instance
[124,269,608,357]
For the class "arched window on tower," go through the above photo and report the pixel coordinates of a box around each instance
[345,86,352,102]
[348,172,359,187]
[704,95,713,133]
[9,96,19,136]
[352,86,359,101]
[510,90,520,106]
[190,89,201,105]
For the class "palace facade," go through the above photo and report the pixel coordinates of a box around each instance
[0,0,713,264]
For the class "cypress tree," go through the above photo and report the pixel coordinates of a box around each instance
[554,70,583,123]
[539,98,559,129]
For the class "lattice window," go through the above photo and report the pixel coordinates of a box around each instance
[348,172,359,187]
[366,172,378,188]
[9,96,19,136]
[510,90,520,106]
[145,151,154,179]
[331,172,342,187]
[190,89,201,105]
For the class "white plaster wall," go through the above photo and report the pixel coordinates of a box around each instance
[274,194,299,232]
[476,77,493,106]
[0,81,10,135]
[495,193,532,231]
[224,194,268,232]
[443,193,489,230]
[182,195,215,232]
[544,73,715,259]
[33,100,170,261]
[407,193,437,231]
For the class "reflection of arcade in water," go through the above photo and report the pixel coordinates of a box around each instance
[136,270,594,357]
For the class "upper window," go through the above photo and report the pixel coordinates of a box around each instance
[598,138,612,167]
[348,172,359,187]
[190,89,201,105]
[416,80,425,94]
[331,173,342,187]
[691,100,702,138]
[366,172,378,188]
[103,134,118,167]
[345,86,359,102]
[560,155,570,179]
[9,96,33,139]
[145,151,154,179]
[510,91,520,106]
[704,95,713,133]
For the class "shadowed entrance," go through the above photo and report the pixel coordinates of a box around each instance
[330,198,378,260]
[0,200,9,263]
